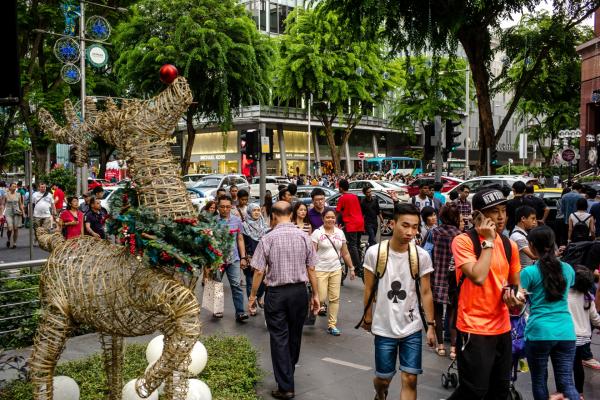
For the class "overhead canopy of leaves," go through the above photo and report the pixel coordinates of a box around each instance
[114,0,275,128]
[390,56,469,132]
[276,7,392,113]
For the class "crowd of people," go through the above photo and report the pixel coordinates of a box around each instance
[3,174,600,400]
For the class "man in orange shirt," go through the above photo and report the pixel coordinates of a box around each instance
[448,189,523,400]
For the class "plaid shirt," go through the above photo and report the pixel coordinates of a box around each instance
[251,222,317,287]
[431,224,462,304]
[455,198,472,230]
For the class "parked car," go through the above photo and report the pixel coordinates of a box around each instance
[325,190,395,235]
[443,175,537,202]
[182,174,209,189]
[187,187,209,212]
[405,176,463,197]
[348,180,409,202]
[533,188,562,222]
[249,176,288,198]
[79,186,121,214]
[191,174,250,199]
[295,186,338,205]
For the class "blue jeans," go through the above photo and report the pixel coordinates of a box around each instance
[243,266,265,299]
[365,223,378,247]
[526,340,579,400]
[374,332,423,378]
[220,261,245,315]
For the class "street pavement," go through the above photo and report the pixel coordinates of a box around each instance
[1,227,600,399]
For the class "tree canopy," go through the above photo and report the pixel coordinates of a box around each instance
[114,0,275,174]
[276,7,392,172]
[324,0,599,172]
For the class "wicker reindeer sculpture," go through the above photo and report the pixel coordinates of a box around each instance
[31,77,217,400]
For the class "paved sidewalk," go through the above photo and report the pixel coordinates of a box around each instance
[1,229,599,399]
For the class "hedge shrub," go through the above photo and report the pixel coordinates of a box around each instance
[0,336,261,400]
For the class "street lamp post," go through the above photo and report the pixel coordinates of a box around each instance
[558,129,581,185]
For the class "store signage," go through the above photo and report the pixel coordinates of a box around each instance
[86,44,108,68]
[198,154,226,160]
[561,149,575,162]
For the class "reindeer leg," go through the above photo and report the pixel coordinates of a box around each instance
[29,306,71,400]
[100,334,124,400]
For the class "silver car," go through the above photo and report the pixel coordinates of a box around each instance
[192,174,250,199]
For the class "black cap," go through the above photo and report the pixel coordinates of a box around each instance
[472,189,508,211]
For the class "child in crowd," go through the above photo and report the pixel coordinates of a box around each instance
[568,265,600,400]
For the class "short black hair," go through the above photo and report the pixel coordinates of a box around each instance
[572,182,583,191]
[525,184,535,194]
[449,190,459,201]
[311,188,325,199]
[229,184,238,190]
[362,186,373,195]
[272,201,293,217]
[216,188,227,194]
[338,179,349,191]
[587,188,597,199]
[92,186,104,195]
[420,206,436,222]
[279,189,291,200]
[515,205,536,222]
[576,197,588,211]
[287,183,297,195]
[573,265,595,294]
[237,189,249,199]
[217,194,233,204]
[393,203,421,221]
[419,182,430,189]
[512,181,526,194]
[433,182,443,192]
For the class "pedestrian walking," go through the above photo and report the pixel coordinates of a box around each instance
[359,203,436,400]
[568,198,595,243]
[59,196,84,239]
[84,197,108,239]
[455,186,472,230]
[568,265,600,400]
[361,187,384,247]
[448,188,523,400]
[248,201,319,400]
[2,182,24,248]
[52,183,65,213]
[411,183,433,211]
[292,202,312,235]
[242,203,268,315]
[308,188,328,230]
[509,206,538,268]
[430,203,462,360]
[336,179,364,276]
[201,200,217,216]
[216,195,249,322]
[311,209,355,336]
[31,183,56,231]
[520,225,579,400]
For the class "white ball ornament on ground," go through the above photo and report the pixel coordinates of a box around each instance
[187,379,212,400]
[145,335,165,364]
[122,379,158,400]
[188,341,208,375]
[52,376,80,400]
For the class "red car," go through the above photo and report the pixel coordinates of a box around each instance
[405,177,463,198]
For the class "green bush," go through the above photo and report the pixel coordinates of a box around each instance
[0,271,41,350]
[0,336,261,400]
[38,167,77,197]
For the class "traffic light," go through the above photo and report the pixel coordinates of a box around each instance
[424,123,434,161]
[443,119,461,160]
[69,145,76,165]
[240,129,260,161]
[491,148,499,166]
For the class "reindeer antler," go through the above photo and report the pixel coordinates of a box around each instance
[38,99,95,167]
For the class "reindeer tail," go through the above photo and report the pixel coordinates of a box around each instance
[35,227,66,252]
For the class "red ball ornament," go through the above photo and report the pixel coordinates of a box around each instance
[159,64,178,84]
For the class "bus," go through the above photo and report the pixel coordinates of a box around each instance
[365,156,423,176]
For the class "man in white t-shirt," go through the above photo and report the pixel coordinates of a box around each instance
[509,205,538,268]
[361,203,436,400]
[31,183,55,230]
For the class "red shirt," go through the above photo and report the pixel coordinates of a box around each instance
[60,209,84,239]
[335,192,365,232]
[53,187,65,211]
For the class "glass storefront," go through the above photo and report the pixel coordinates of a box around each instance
[219,160,241,174]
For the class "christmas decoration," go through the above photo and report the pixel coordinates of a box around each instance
[160,64,179,84]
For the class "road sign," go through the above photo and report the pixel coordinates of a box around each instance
[562,149,576,162]
[357,152,365,159]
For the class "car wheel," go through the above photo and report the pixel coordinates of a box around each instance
[380,219,393,236]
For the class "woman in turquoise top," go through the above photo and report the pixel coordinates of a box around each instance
[520,225,578,400]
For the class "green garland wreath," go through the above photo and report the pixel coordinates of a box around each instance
[106,185,233,276]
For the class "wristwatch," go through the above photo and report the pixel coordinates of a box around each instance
[481,240,494,250]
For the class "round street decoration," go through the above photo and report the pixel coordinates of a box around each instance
[561,148,576,162]
[87,44,109,69]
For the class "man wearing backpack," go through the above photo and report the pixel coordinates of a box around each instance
[448,189,523,400]
[359,203,436,400]
[509,205,538,268]
[568,197,595,243]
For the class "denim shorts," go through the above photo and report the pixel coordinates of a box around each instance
[374,331,423,378]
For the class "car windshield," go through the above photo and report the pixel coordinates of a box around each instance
[380,182,399,188]
[195,177,222,187]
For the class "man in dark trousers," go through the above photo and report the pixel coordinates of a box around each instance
[249,201,319,399]
[361,186,383,246]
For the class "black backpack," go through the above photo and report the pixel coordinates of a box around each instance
[562,241,600,272]
[571,214,591,243]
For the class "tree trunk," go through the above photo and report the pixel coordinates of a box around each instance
[324,124,340,173]
[96,138,115,179]
[459,31,496,176]
[181,109,196,176]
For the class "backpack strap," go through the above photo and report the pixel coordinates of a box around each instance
[573,213,582,223]
[355,240,389,329]
[409,241,429,331]
[466,228,512,264]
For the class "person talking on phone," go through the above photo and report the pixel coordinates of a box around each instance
[448,189,523,400]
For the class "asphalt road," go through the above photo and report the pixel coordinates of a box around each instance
[1,227,600,399]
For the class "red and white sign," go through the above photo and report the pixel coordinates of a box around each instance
[357,152,366,160]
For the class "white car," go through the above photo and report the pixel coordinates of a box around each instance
[348,180,410,202]
[443,175,539,202]
[182,174,209,189]
[249,176,289,198]
[78,186,121,214]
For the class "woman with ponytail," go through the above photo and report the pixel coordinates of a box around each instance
[521,225,578,400]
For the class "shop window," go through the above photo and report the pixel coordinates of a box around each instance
[269,2,278,34]
[259,0,266,31]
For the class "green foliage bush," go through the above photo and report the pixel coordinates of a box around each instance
[38,167,77,197]
[0,336,261,400]
[0,271,41,350]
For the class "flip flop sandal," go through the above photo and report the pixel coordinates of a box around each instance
[374,389,388,400]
